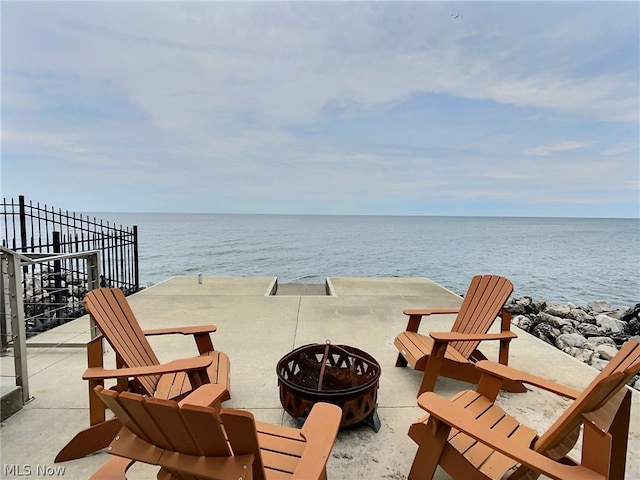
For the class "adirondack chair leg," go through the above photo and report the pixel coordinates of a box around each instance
[408,416,451,480]
[396,313,423,367]
[55,417,122,462]
[193,332,214,354]
[607,389,632,480]
[499,310,512,365]
[56,335,124,463]
[581,388,631,480]
[157,467,183,480]
[475,371,507,403]
[396,352,408,367]
[418,341,447,395]
[89,456,135,480]
[186,369,210,390]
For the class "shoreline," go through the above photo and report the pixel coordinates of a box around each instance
[506,297,640,389]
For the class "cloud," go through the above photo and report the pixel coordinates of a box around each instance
[526,141,594,157]
[1,1,638,217]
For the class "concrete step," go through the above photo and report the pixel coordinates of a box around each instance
[274,283,328,296]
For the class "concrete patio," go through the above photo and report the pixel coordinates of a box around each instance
[1,276,638,479]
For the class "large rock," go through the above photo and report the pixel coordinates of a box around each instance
[532,323,560,345]
[538,312,575,329]
[595,314,628,334]
[583,336,617,350]
[587,301,613,314]
[628,319,640,336]
[622,303,640,322]
[563,347,597,364]
[555,333,587,350]
[545,304,572,317]
[590,358,610,371]
[596,344,619,361]
[507,297,537,315]
[512,314,534,331]
[568,308,595,324]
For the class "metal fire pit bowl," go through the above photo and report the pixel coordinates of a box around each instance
[276,341,381,432]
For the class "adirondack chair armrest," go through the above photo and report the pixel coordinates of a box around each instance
[83,357,213,380]
[403,308,460,316]
[416,392,606,480]
[143,325,217,336]
[179,383,230,408]
[429,331,518,343]
[293,402,342,480]
[143,325,218,354]
[475,360,581,400]
[402,308,460,332]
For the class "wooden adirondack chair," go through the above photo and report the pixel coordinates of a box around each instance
[406,340,640,480]
[56,288,231,463]
[89,384,342,480]
[394,274,526,395]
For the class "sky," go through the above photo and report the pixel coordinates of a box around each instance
[1,1,639,217]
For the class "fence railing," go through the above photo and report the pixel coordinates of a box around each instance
[1,247,101,407]
[1,195,139,339]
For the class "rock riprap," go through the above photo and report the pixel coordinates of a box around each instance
[505,297,640,390]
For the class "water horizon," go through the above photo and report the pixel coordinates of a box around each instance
[86,212,639,309]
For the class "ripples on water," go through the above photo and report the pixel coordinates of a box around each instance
[96,213,639,307]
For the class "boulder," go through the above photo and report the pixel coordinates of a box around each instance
[545,304,572,317]
[507,297,536,315]
[538,312,575,329]
[621,303,640,322]
[590,358,610,371]
[627,319,640,336]
[512,314,534,331]
[583,336,617,350]
[596,344,619,361]
[568,308,595,324]
[595,314,628,334]
[532,323,560,345]
[555,333,587,350]
[563,347,597,364]
[577,323,601,337]
[587,301,613,314]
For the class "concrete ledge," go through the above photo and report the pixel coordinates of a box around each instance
[1,385,23,422]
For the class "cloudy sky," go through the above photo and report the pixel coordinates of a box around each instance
[2,1,638,217]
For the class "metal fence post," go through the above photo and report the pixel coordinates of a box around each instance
[6,251,30,404]
[86,251,101,340]
[1,255,7,351]
[133,225,139,290]
[52,231,63,327]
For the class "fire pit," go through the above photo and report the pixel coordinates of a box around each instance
[276,341,381,431]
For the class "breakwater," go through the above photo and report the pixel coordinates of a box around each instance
[506,297,640,389]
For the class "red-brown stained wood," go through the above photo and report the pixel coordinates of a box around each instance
[89,384,341,480]
[55,288,231,463]
[394,274,526,395]
[406,341,640,480]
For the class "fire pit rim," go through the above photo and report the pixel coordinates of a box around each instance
[275,342,381,395]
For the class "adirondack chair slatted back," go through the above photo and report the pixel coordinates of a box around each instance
[449,275,514,358]
[84,288,162,396]
[533,341,640,458]
[94,386,264,480]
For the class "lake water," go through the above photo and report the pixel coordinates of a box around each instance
[92,213,639,308]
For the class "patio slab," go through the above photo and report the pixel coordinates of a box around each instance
[1,276,638,479]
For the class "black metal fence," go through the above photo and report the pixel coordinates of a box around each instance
[1,195,139,336]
